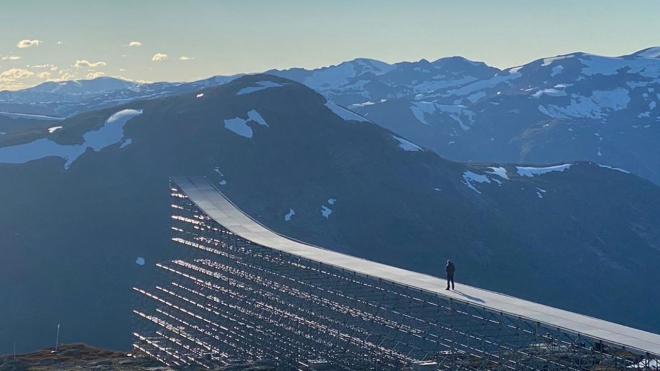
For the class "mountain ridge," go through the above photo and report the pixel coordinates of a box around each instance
[0,74,658,354]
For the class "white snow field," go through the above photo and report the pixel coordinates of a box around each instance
[516,164,572,177]
[0,109,142,169]
[237,80,283,95]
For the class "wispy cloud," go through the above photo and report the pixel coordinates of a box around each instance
[152,53,168,62]
[74,60,107,68]
[128,41,142,47]
[0,68,35,80]
[86,71,105,79]
[179,56,194,61]
[29,64,56,69]
[57,41,64,45]
[38,71,51,79]
[1,55,22,60]
[17,39,42,48]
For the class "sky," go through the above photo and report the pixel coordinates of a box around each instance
[1,0,659,90]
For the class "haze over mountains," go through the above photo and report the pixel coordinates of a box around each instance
[0,75,659,354]
[2,47,658,185]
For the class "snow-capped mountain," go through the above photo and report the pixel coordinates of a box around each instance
[1,75,659,353]
[307,48,660,185]
[268,56,500,107]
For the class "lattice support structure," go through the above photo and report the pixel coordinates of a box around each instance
[132,180,660,370]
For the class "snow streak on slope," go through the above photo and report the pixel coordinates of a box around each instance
[392,135,422,151]
[325,102,368,122]
[0,112,65,121]
[462,171,490,193]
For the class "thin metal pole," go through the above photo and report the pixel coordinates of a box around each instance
[55,324,60,352]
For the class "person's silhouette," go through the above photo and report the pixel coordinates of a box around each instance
[446,260,455,290]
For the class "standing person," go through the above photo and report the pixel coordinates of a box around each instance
[446,260,455,290]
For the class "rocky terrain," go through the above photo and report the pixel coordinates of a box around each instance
[0,344,286,371]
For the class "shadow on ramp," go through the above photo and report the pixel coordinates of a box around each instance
[453,290,485,303]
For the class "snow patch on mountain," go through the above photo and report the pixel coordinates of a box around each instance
[536,188,547,198]
[542,55,573,66]
[120,139,132,149]
[237,81,283,95]
[487,166,509,180]
[48,126,62,133]
[348,99,386,109]
[247,110,268,127]
[224,118,253,138]
[532,88,567,98]
[223,109,269,138]
[392,135,422,151]
[0,109,142,168]
[517,164,572,177]
[328,198,336,205]
[538,88,630,119]
[581,54,660,79]
[410,102,435,125]
[325,102,368,122]
[551,65,564,77]
[321,205,332,219]
[462,171,490,194]
[284,208,295,222]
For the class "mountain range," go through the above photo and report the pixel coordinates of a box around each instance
[1,47,658,185]
[0,75,658,354]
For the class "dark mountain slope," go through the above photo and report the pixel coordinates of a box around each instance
[0,75,658,354]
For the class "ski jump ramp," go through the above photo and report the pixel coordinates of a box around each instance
[133,176,660,370]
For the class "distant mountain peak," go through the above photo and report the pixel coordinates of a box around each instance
[632,46,660,59]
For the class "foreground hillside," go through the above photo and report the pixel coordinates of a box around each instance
[0,75,658,354]
[0,343,280,370]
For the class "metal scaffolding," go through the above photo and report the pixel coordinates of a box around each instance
[132,179,660,370]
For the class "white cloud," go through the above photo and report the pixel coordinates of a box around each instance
[119,68,126,72]
[2,55,22,60]
[152,53,168,61]
[74,60,107,68]
[50,66,58,71]
[86,71,105,79]
[0,68,35,80]
[17,39,42,48]
[128,41,142,47]
[38,71,51,79]
[57,41,64,45]
[179,56,194,60]
[59,72,75,80]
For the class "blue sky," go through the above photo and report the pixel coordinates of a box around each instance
[1,0,659,90]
